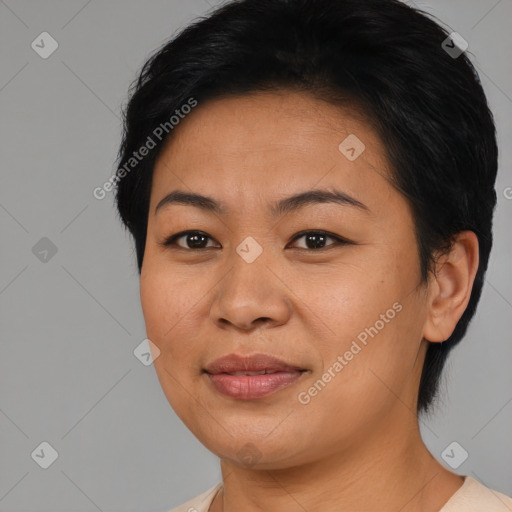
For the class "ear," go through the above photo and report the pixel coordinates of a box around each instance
[422,231,480,343]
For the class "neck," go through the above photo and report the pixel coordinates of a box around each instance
[211,408,463,512]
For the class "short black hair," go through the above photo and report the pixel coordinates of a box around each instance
[114,0,498,415]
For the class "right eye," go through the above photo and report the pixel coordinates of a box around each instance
[159,230,220,250]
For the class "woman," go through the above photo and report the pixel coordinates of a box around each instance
[114,0,512,510]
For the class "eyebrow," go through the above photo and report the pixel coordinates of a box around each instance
[154,188,370,217]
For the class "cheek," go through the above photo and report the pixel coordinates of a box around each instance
[140,269,169,344]
[294,251,424,404]
[292,256,407,349]
[295,309,423,444]
[140,260,203,351]
[139,262,207,417]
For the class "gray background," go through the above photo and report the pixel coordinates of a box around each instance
[0,0,511,510]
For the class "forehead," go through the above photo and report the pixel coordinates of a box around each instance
[150,90,395,216]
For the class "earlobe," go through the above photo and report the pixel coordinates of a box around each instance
[422,231,479,343]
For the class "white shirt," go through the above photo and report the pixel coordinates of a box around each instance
[169,476,512,512]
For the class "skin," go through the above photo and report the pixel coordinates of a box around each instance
[140,90,479,512]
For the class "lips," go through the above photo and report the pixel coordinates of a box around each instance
[204,353,307,399]
[204,353,304,375]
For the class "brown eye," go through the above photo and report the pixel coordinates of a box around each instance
[289,230,349,250]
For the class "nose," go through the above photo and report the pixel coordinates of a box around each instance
[209,248,292,332]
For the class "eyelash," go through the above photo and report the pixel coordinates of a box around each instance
[159,230,351,251]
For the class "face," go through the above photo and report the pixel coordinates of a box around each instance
[140,90,431,469]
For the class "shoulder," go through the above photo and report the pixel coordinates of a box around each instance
[166,477,512,511]
[440,475,512,512]
[168,483,222,512]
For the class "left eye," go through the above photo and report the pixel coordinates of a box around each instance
[288,230,348,250]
